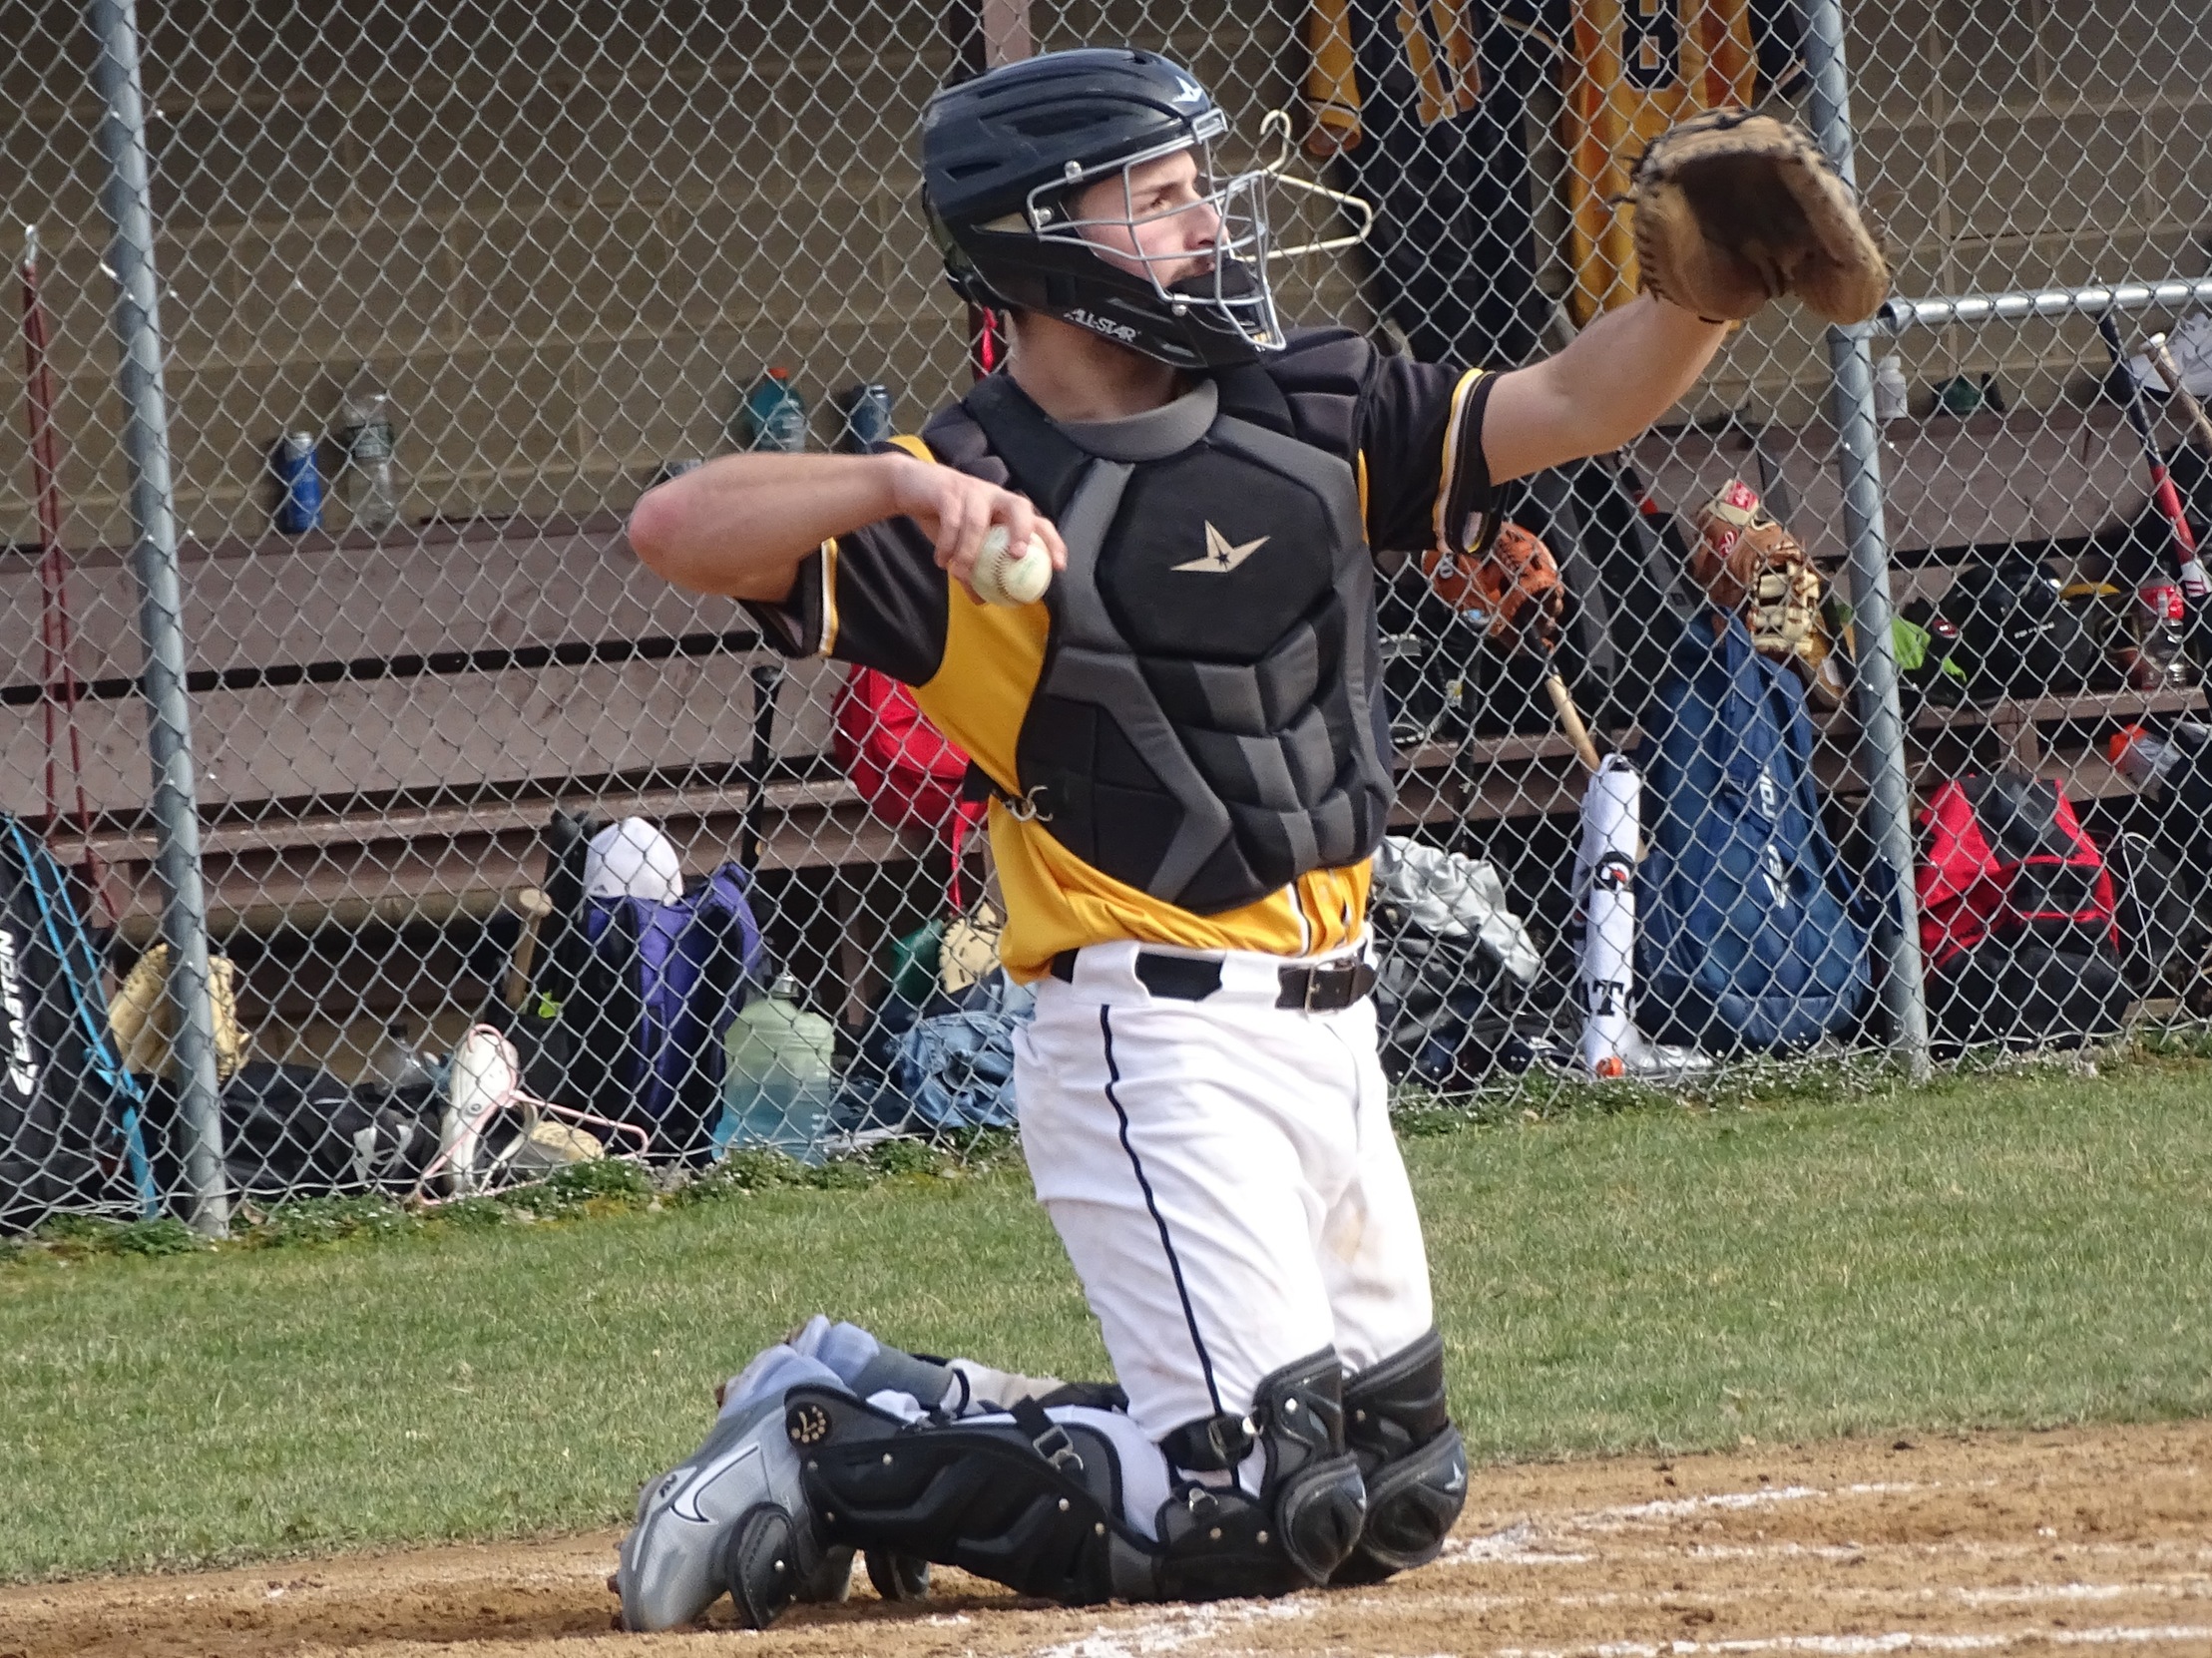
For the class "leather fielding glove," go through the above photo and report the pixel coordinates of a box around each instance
[1629,108,1889,325]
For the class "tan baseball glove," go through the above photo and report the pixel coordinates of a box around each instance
[1692,479,1823,669]
[1422,520,1564,650]
[1630,109,1889,324]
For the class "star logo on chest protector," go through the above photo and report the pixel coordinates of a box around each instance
[1172,521,1270,574]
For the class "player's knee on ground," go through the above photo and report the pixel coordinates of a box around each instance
[1332,1327,1467,1583]
[796,1346,1367,1604]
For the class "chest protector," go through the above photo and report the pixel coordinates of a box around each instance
[923,334,1395,916]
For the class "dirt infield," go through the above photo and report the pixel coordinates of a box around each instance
[8,1419,2210,1658]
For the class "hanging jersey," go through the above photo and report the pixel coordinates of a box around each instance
[1305,0,1487,143]
[1301,0,1553,369]
[1561,0,1806,322]
[743,330,1496,980]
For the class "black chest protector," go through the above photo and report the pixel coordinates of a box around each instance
[923,335,1395,916]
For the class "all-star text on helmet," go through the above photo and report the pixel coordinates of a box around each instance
[919,48,1371,371]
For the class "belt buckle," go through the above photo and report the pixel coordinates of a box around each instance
[1302,959,1343,1011]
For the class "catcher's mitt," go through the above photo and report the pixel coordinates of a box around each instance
[1423,520,1563,649]
[1692,479,1824,668]
[1629,109,1888,325]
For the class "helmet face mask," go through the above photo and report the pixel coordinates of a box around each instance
[1016,123,1287,362]
[921,50,1370,372]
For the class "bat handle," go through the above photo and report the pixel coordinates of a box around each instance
[1546,668,1603,774]
[2148,333,2212,456]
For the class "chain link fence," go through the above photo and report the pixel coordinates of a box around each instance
[4,0,2210,1232]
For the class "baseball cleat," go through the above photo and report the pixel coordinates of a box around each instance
[615,1346,844,1631]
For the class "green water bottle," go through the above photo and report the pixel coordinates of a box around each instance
[738,366,808,452]
[716,974,837,1162]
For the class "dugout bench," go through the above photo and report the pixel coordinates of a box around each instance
[1,401,2197,1058]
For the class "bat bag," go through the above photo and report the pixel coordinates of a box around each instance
[0,815,156,1231]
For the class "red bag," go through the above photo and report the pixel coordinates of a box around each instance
[832,666,985,904]
[1917,773,2117,968]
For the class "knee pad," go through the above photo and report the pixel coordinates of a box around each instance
[1151,1348,1368,1600]
[1334,1328,1467,1581]
[785,1350,1368,1609]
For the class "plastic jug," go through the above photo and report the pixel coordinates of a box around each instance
[715,974,837,1160]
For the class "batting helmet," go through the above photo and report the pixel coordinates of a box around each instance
[919,49,1288,370]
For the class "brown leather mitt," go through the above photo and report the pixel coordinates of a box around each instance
[1630,108,1889,325]
[1692,479,1822,665]
[1423,520,1564,649]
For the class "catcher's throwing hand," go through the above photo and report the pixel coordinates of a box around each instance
[1630,109,1889,325]
[885,450,1068,603]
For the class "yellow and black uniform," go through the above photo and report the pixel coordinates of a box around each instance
[745,329,1494,982]
[1560,0,1806,322]
[1301,0,1551,369]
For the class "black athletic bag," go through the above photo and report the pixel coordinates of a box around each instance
[140,1061,439,1204]
[0,815,157,1232]
[1943,550,2118,702]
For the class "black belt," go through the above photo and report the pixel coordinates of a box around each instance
[1048,948,1376,1011]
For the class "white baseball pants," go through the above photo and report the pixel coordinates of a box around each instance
[1013,940,1435,1443]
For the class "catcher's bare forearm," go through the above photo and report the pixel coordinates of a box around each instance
[629,452,904,602]
[629,449,1066,604]
[1483,296,1729,485]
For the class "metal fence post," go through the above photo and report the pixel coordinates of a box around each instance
[87,0,229,1233]
[1802,0,1931,1081]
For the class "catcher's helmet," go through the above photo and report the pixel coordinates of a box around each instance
[920,49,1288,369]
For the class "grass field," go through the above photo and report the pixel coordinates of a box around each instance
[3,1053,2210,1584]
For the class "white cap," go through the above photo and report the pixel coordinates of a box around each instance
[583,816,684,904]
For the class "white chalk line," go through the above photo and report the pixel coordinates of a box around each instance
[1440,1481,1931,1567]
[1025,1595,1314,1658]
[1493,1626,2212,1657]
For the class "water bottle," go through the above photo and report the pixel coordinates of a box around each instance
[2130,581,2198,690]
[832,382,893,452]
[269,431,323,534]
[336,371,402,533]
[1873,355,1910,421]
[716,974,837,1161]
[737,367,808,452]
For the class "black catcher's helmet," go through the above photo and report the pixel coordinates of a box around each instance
[920,49,1289,370]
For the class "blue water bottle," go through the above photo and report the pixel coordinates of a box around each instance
[739,367,808,452]
[832,383,893,452]
[269,431,322,533]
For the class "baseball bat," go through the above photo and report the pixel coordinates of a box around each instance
[2097,312,2209,603]
[2146,333,2212,456]
[1546,665,1603,774]
[20,227,114,923]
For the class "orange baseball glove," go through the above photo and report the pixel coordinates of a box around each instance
[1422,520,1564,650]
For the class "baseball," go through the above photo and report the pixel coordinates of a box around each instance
[971,524,1053,607]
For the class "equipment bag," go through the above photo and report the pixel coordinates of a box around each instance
[1369,835,1545,1086]
[564,862,766,1160]
[0,815,155,1230]
[141,1061,438,1203]
[1495,459,1700,731]
[1637,614,1872,1052]
[1916,773,2130,1047]
[1943,551,2117,702]
[834,665,986,905]
[2104,829,2211,1001]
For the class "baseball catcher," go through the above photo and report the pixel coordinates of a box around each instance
[621,53,1883,1630]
